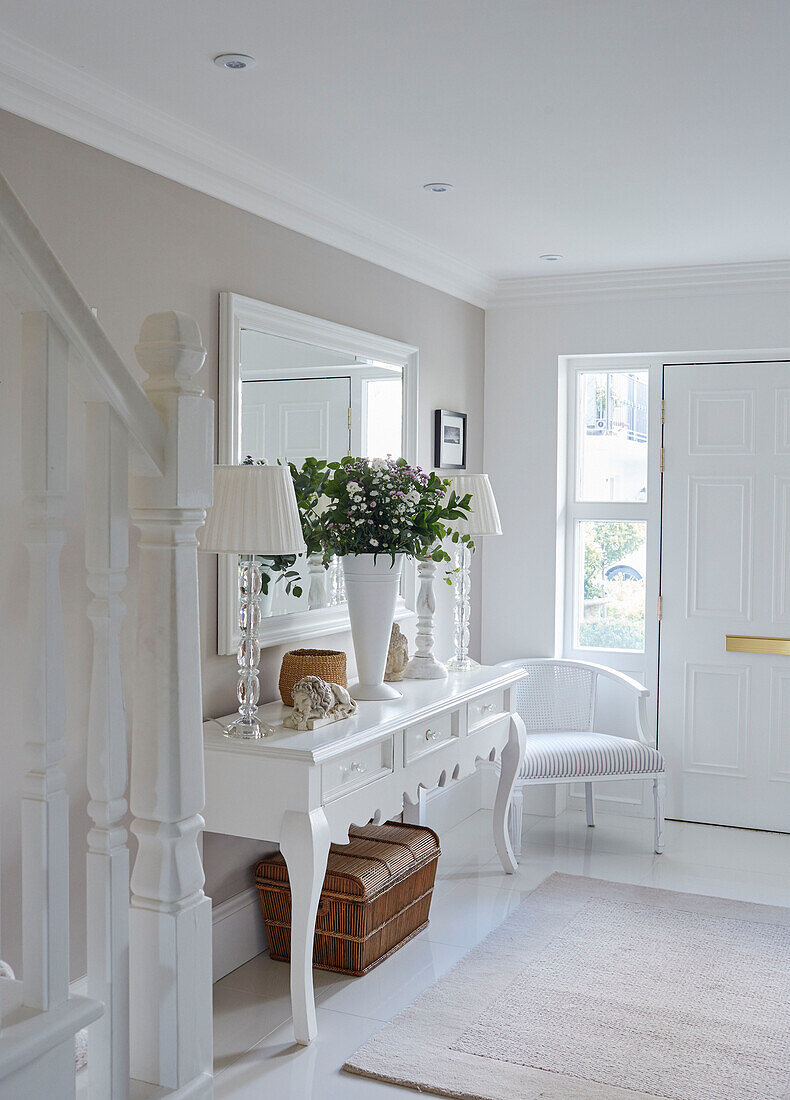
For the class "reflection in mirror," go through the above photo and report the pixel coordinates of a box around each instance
[239,328,404,619]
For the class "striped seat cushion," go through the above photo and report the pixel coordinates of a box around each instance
[519,732,665,781]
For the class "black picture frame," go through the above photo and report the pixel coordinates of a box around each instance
[434,409,467,470]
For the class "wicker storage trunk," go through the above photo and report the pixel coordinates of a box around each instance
[255,821,440,976]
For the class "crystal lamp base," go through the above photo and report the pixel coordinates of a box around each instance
[446,655,480,672]
[222,714,277,740]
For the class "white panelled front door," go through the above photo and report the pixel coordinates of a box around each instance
[659,360,790,831]
[241,376,351,463]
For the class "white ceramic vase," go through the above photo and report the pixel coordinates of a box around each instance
[342,552,404,700]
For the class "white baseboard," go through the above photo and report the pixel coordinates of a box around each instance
[420,768,484,833]
[479,761,567,817]
[212,886,267,983]
[567,779,652,817]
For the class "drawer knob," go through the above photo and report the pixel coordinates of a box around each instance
[482,702,497,714]
[425,728,440,741]
[341,760,367,778]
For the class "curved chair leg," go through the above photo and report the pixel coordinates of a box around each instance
[585,782,595,827]
[509,786,524,858]
[653,777,665,854]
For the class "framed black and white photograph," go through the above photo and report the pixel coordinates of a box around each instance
[434,408,467,469]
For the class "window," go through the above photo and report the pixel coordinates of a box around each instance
[563,362,658,665]
[364,376,402,459]
[576,520,646,651]
[578,371,648,501]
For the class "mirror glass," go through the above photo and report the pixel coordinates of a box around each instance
[239,327,404,619]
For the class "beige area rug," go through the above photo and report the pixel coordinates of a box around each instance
[343,873,790,1100]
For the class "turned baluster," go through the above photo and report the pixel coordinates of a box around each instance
[85,402,131,1099]
[20,311,70,1014]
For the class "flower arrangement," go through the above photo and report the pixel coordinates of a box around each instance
[319,456,473,570]
[243,453,473,578]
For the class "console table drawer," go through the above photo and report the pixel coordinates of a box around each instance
[468,689,506,731]
[404,710,457,763]
[322,739,393,802]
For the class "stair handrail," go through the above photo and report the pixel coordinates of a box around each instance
[0,169,166,474]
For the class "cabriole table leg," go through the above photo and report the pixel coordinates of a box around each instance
[279,808,331,1045]
[493,712,526,874]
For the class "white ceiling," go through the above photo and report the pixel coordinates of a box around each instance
[1,0,789,304]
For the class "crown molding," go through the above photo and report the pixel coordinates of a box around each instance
[0,30,495,308]
[490,259,790,307]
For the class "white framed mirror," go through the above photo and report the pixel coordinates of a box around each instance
[217,292,419,654]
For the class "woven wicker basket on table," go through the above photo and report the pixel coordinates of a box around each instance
[255,821,440,976]
[278,648,347,705]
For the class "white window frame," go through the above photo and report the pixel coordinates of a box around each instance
[560,355,663,719]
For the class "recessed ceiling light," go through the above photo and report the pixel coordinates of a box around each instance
[213,53,256,71]
[423,183,453,193]
[539,253,563,262]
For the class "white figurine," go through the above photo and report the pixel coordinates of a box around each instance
[384,622,409,682]
[285,674,358,730]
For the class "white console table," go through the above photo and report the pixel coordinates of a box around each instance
[202,665,527,1044]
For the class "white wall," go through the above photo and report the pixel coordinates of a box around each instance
[482,286,790,664]
[0,107,485,977]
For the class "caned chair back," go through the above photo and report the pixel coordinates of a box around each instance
[512,660,596,733]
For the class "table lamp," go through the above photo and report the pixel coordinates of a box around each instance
[445,473,502,671]
[201,464,306,738]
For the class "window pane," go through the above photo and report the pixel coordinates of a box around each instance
[578,371,648,501]
[365,377,402,459]
[577,521,646,651]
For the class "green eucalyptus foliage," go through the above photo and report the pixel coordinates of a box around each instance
[286,456,331,557]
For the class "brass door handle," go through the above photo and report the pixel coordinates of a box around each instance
[725,635,790,655]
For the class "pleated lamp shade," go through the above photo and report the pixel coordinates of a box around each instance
[200,464,307,555]
[446,473,502,537]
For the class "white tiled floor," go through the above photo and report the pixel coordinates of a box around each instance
[212,808,790,1098]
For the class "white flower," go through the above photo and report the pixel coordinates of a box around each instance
[371,458,388,471]
[370,539,379,547]
[314,494,331,515]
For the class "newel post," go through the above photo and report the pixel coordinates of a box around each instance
[128,312,213,1092]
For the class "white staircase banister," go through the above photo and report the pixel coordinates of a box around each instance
[0,169,166,475]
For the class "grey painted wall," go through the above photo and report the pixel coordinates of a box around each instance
[0,108,485,975]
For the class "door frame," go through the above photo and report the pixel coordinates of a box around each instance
[657,349,790,827]
[558,347,790,818]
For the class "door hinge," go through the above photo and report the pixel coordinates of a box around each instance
[347,407,352,429]
[657,595,663,621]
[660,446,665,473]
[661,398,665,426]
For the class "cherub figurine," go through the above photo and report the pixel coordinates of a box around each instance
[285,675,358,731]
[384,622,409,681]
